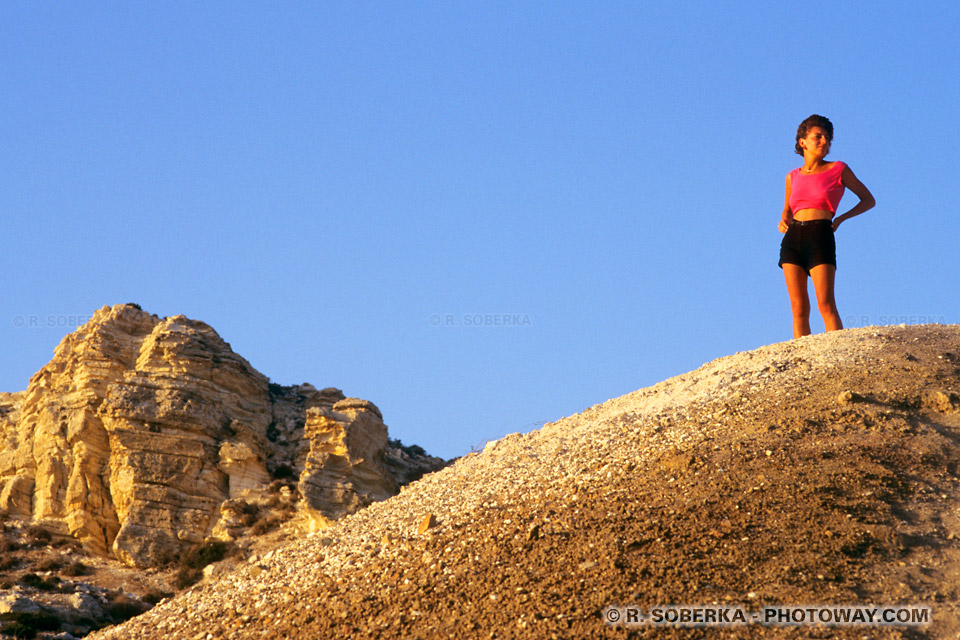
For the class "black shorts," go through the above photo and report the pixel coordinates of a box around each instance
[778,219,836,274]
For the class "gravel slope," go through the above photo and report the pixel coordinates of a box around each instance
[91,324,960,640]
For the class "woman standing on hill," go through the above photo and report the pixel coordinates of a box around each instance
[778,114,875,338]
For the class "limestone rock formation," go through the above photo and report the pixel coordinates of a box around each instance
[0,304,444,568]
[298,400,396,527]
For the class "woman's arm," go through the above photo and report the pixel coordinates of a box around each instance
[778,173,793,233]
[834,165,876,231]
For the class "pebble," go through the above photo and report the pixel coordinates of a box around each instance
[417,513,437,534]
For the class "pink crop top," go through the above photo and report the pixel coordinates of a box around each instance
[789,161,846,213]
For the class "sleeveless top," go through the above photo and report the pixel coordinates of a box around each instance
[789,161,846,213]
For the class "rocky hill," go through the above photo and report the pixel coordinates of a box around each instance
[0,304,444,636]
[84,323,960,639]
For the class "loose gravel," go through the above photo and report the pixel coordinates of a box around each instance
[91,324,960,640]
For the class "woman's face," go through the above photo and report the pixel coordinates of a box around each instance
[799,126,831,157]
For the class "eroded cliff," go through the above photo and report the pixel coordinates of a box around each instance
[0,304,443,568]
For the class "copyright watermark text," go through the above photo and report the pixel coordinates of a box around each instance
[604,605,930,628]
[844,314,947,328]
[12,314,92,330]
[429,313,532,328]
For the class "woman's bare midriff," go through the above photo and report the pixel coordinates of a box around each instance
[792,208,833,222]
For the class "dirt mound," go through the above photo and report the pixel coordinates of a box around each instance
[92,325,960,639]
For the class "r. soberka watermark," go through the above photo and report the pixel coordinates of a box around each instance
[12,314,92,330]
[843,314,947,328]
[604,604,930,628]
[429,313,532,328]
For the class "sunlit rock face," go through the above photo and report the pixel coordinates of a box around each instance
[298,399,396,526]
[0,303,445,567]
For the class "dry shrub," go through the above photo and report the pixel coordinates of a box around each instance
[142,590,172,606]
[60,561,90,577]
[0,557,20,572]
[26,526,52,547]
[237,501,259,527]
[18,573,60,591]
[180,540,234,570]
[250,514,287,536]
[104,593,150,623]
[264,493,282,509]
[0,611,61,638]
[35,558,63,572]
[174,566,202,590]
[0,538,21,554]
[270,465,294,480]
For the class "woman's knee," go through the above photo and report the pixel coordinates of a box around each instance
[816,296,838,316]
[817,287,837,313]
[791,298,811,317]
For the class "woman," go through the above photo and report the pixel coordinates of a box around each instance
[778,114,875,338]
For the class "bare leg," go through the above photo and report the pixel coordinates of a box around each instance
[783,263,811,338]
[810,263,843,332]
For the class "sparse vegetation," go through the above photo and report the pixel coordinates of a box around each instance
[48,537,73,549]
[60,560,90,577]
[104,593,150,623]
[263,493,282,510]
[0,539,21,554]
[180,539,234,570]
[174,566,202,590]
[236,501,260,527]
[267,479,299,496]
[0,611,61,638]
[35,558,63,572]
[0,557,19,573]
[270,464,294,479]
[25,526,51,547]
[18,573,59,591]
[250,515,285,536]
[388,438,427,457]
[142,589,172,606]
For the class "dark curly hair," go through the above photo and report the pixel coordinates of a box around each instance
[795,114,833,155]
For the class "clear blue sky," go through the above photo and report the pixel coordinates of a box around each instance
[2,3,958,459]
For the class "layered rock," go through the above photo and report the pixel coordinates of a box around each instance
[0,304,444,567]
[0,391,25,513]
[298,399,396,527]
